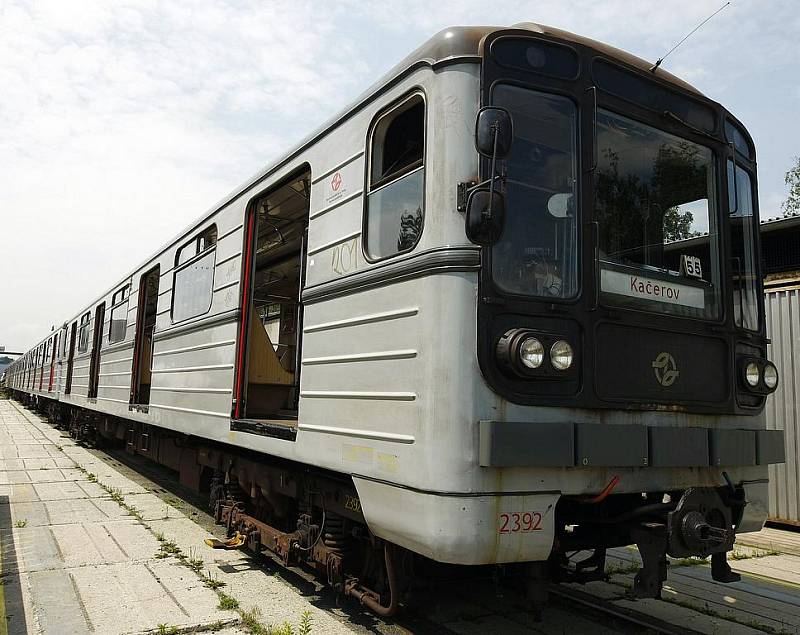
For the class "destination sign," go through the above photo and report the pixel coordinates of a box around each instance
[601,268,705,309]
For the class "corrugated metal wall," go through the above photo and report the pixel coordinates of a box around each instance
[765,284,800,524]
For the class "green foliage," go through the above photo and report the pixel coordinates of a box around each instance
[597,139,705,260]
[217,593,239,611]
[240,607,265,633]
[663,205,699,242]
[182,547,204,572]
[297,611,312,635]
[202,572,226,590]
[782,156,800,216]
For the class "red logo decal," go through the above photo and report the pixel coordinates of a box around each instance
[331,172,342,191]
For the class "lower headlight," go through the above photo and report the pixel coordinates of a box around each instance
[550,340,573,371]
[745,362,760,387]
[520,337,544,369]
[763,363,778,390]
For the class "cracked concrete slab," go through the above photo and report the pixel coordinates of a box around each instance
[0,399,356,635]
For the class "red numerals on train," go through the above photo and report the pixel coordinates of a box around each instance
[499,511,543,534]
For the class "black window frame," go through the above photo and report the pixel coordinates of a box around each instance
[108,285,130,344]
[171,224,218,323]
[489,35,581,81]
[77,312,91,353]
[591,57,717,134]
[362,90,427,263]
[59,326,68,358]
[726,159,762,332]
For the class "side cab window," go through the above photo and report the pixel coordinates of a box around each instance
[364,93,425,261]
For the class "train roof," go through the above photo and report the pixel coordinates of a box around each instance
[48,23,706,339]
[148,23,707,267]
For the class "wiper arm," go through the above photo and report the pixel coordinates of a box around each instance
[661,110,718,142]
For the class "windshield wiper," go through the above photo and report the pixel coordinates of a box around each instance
[661,110,718,143]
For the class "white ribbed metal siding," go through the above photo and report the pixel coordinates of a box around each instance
[765,285,800,523]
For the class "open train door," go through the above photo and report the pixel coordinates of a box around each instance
[232,167,310,438]
[65,322,77,394]
[131,266,160,407]
[88,302,105,398]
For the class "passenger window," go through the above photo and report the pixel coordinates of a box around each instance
[172,225,217,322]
[365,94,425,260]
[109,285,129,343]
[77,312,91,352]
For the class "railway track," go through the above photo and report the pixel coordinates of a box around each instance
[69,425,701,635]
[549,585,703,635]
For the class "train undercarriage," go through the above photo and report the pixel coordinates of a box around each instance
[16,392,747,617]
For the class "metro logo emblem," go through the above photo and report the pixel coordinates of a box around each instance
[652,352,679,387]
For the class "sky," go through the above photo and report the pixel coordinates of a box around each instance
[1,0,798,351]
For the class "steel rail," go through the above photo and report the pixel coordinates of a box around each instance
[549,584,704,635]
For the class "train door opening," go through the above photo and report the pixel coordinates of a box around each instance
[65,322,77,394]
[38,343,45,390]
[131,266,160,406]
[88,302,106,398]
[235,168,310,427]
[48,332,58,391]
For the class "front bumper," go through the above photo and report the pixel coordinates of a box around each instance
[479,420,785,468]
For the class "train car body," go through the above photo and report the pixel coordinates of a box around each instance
[7,22,786,609]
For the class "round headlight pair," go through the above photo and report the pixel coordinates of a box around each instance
[519,336,574,371]
[744,360,779,391]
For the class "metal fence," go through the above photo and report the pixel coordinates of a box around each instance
[765,281,800,524]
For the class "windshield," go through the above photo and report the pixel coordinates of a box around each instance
[491,84,579,298]
[595,110,720,319]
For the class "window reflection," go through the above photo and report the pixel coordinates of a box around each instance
[491,85,579,298]
[366,94,425,260]
[728,161,759,331]
[366,169,423,259]
[596,110,720,318]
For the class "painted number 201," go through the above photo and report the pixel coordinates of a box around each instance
[499,512,542,534]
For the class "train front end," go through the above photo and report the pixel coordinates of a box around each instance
[466,25,785,597]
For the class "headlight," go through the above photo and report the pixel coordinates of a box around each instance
[763,363,778,390]
[519,337,544,369]
[745,362,760,387]
[550,340,574,370]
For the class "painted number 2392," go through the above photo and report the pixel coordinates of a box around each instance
[499,512,542,534]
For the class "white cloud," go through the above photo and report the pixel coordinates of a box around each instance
[1,0,799,350]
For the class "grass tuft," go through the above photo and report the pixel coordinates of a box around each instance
[186,547,203,573]
[202,572,226,590]
[217,593,239,611]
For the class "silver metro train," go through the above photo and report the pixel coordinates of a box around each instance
[6,22,785,613]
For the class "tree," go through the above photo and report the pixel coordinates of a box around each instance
[783,156,800,216]
[397,206,423,251]
[663,206,698,242]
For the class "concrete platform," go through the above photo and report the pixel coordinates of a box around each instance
[0,400,353,635]
[6,396,800,635]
